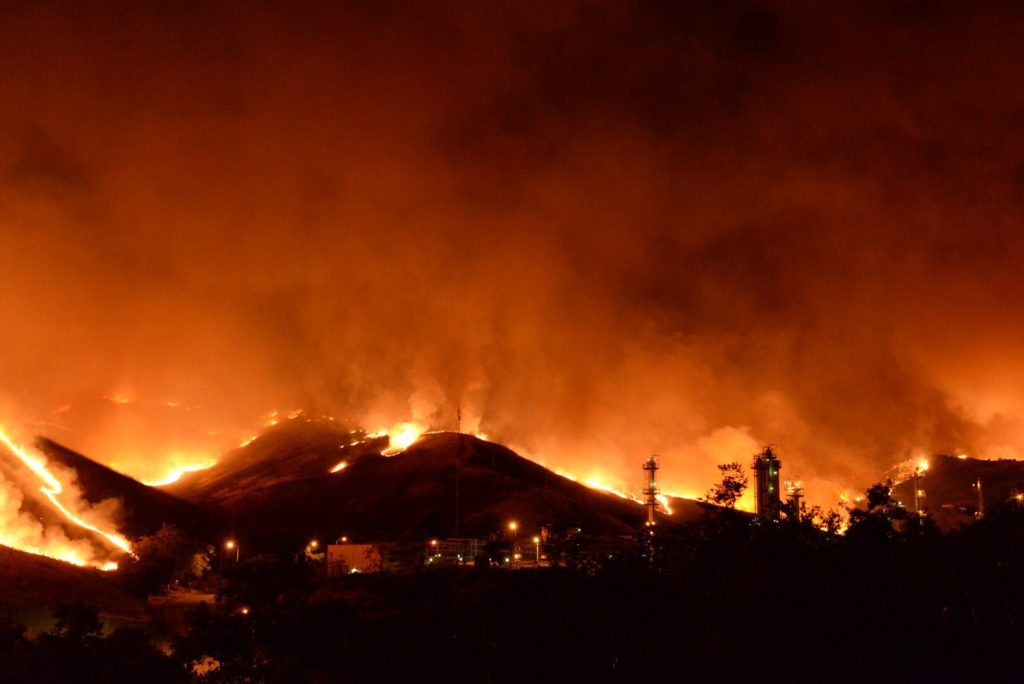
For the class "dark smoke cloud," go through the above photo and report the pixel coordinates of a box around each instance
[1,1,1023,500]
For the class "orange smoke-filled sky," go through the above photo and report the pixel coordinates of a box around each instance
[2,1,1024,500]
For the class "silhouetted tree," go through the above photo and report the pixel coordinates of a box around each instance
[119,524,212,596]
[705,462,748,508]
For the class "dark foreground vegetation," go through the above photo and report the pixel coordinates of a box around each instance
[5,484,1024,682]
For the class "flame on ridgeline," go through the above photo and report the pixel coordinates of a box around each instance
[143,459,217,487]
[379,422,427,456]
[0,429,132,570]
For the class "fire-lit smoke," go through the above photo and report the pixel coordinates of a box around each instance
[0,427,130,569]
[1,2,1024,510]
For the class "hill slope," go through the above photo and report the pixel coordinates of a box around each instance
[0,544,146,624]
[892,454,1024,528]
[35,437,226,541]
[168,425,711,550]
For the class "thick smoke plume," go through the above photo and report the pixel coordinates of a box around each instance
[2,2,1024,503]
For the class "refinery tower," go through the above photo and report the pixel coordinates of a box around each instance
[752,445,782,521]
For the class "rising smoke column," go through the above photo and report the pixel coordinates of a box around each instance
[0,2,1022,503]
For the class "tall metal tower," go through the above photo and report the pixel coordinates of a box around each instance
[752,445,782,521]
[642,455,659,526]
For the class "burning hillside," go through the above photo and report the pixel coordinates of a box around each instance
[164,422,709,550]
[0,429,130,570]
[0,411,711,571]
[891,454,1024,529]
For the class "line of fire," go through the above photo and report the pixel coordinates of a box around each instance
[6,415,1024,681]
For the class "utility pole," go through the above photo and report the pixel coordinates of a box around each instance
[974,477,985,519]
[454,432,463,538]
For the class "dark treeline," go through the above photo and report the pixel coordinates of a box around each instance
[4,485,1024,682]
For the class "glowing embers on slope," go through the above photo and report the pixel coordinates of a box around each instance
[0,430,132,569]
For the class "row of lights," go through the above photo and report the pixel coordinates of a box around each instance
[224,537,322,563]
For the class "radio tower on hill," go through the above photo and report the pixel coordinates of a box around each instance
[643,455,659,526]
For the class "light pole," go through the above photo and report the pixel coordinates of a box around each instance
[532,535,540,564]
[226,539,239,563]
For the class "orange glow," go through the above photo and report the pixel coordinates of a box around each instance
[329,460,348,474]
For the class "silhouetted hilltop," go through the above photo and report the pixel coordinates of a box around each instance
[168,428,711,550]
[892,454,1024,528]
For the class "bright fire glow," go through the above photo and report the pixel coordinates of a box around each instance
[0,429,132,569]
[584,477,636,501]
[329,460,348,474]
[143,459,217,487]
[655,493,673,515]
[918,458,929,472]
[380,422,427,456]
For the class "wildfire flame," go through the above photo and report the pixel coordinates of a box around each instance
[584,477,636,502]
[143,459,217,487]
[655,493,673,515]
[380,422,427,456]
[0,429,132,569]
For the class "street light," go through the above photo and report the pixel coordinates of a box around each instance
[226,540,239,563]
[507,521,518,534]
[532,535,540,564]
